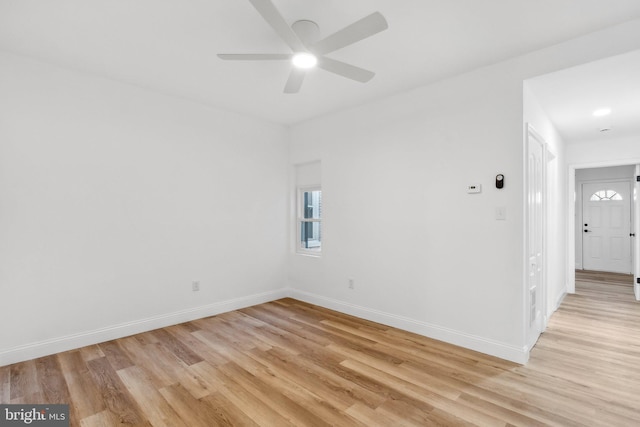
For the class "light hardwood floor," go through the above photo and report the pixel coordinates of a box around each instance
[2,272,639,426]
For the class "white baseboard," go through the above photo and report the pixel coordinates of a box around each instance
[0,288,288,367]
[554,286,568,311]
[289,289,528,364]
[1,286,529,366]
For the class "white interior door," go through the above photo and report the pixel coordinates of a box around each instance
[527,127,545,340]
[582,181,632,274]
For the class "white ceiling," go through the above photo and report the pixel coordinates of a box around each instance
[527,50,640,144]
[2,0,640,126]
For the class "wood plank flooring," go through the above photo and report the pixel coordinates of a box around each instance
[2,273,639,426]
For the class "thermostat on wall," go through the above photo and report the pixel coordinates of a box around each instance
[467,184,482,194]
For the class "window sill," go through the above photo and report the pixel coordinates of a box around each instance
[295,251,322,258]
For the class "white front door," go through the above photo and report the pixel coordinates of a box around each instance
[582,181,632,274]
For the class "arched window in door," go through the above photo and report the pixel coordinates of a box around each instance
[589,189,623,201]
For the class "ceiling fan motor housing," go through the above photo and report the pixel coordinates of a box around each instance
[292,20,320,46]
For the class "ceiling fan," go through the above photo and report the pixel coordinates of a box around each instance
[218,0,388,93]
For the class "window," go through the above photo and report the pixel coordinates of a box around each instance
[295,161,321,255]
[590,189,623,201]
[298,187,322,254]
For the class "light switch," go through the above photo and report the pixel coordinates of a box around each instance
[496,207,506,220]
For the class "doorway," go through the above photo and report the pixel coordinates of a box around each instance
[523,49,640,300]
[575,166,635,277]
[569,164,639,299]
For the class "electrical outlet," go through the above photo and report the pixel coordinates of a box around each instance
[192,281,200,292]
[348,278,355,290]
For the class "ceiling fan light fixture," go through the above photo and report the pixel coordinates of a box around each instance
[292,52,317,69]
[217,1,388,92]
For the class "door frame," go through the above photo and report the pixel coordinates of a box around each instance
[567,160,640,295]
[635,165,640,300]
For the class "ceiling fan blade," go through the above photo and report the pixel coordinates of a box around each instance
[311,12,388,55]
[217,53,293,61]
[248,0,306,52]
[317,57,375,83]
[284,68,306,94]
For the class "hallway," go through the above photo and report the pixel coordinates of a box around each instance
[524,270,639,424]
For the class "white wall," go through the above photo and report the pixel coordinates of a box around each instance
[576,165,637,182]
[289,65,526,362]
[288,19,640,363]
[0,53,289,365]
[523,84,567,328]
[567,136,640,165]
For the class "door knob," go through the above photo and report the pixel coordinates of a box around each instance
[584,229,591,233]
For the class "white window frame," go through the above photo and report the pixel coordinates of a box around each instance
[589,189,624,201]
[297,186,322,256]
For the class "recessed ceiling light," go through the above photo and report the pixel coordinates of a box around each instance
[592,108,612,117]
[292,52,317,69]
